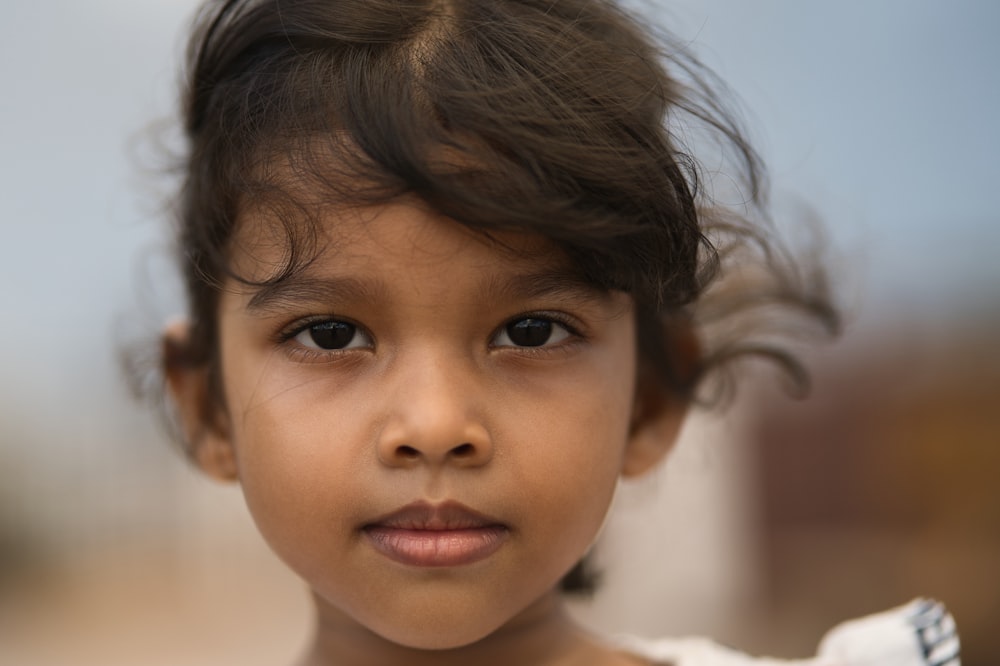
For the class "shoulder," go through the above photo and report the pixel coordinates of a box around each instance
[615,599,959,666]
[616,635,789,666]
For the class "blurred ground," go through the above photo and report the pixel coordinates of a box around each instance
[0,470,312,666]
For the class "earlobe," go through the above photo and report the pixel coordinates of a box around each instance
[192,431,239,482]
[162,320,238,482]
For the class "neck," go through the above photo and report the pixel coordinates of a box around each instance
[297,592,610,666]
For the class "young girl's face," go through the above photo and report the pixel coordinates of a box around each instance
[171,198,680,650]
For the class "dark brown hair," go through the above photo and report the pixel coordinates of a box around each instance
[155,0,838,591]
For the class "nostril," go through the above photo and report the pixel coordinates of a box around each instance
[382,441,486,465]
[451,443,475,457]
[396,445,420,459]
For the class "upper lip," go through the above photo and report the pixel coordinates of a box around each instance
[363,500,505,531]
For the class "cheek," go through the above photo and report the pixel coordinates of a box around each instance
[233,382,367,466]
[220,357,374,554]
[229,402,384,593]
[502,353,636,561]
[519,405,629,521]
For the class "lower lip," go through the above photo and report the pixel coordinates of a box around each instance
[363,526,508,567]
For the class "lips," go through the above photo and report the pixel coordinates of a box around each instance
[362,501,509,567]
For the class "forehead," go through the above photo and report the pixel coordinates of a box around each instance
[229,196,581,288]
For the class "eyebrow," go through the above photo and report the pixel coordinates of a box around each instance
[245,275,385,314]
[481,268,609,306]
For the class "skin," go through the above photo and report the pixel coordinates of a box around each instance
[166,199,687,666]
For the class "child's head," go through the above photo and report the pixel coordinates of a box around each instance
[168,0,726,406]
[156,0,836,655]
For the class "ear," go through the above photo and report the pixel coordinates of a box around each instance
[621,317,699,478]
[621,390,687,478]
[162,320,238,482]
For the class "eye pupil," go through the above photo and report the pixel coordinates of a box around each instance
[309,321,356,349]
[506,318,553,347]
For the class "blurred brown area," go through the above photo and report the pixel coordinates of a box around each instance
[746,317,1000,664]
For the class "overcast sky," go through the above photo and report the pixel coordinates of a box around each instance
[1,1,998,464]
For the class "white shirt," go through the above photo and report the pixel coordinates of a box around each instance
[615,599,960,666]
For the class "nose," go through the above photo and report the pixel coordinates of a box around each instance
[375,353,494,469]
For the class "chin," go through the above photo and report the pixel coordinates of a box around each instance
[373,617,500,652]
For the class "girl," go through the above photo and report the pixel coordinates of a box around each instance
[152,0,960,664]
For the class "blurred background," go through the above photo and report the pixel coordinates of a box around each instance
[1,1,997,664]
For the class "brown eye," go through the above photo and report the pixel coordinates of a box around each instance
[494,317,570,348]
[294,321,371,351]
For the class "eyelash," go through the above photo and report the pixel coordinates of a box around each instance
[277,316,374,363]
[276,311,586,362]
[489,311,584,353]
